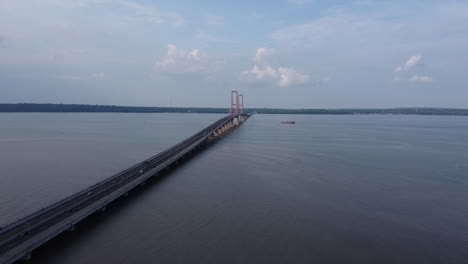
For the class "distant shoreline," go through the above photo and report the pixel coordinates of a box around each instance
[1,103,468,116]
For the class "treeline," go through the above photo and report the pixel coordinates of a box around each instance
[1,103,468,116]
[0,103,226,113]
[252,107,468,116]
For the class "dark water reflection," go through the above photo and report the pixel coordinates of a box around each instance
[1,114,468,263]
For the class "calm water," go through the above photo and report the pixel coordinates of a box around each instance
[1,113,468,263]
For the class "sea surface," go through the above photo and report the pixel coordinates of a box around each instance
[1,113,468,264]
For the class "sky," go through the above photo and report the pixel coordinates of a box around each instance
[0,0,467,108]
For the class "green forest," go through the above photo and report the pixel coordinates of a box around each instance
[1,103,468,116]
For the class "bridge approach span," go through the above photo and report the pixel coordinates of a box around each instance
[0,113,250,264]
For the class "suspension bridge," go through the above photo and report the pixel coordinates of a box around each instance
[0,91,250,264]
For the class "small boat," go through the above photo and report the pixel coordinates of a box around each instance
[281,121,296,124]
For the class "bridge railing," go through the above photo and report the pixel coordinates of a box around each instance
[0,114,248,257]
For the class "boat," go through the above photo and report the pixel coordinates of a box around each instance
[281,121,296,124]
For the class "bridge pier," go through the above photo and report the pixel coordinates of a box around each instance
[208,117,246,140]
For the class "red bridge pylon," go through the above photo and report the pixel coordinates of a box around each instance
[238,94,244,114]
[229,90,239,115]
[229,90,245,115]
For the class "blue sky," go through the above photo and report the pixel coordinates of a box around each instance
[0,0,467,108]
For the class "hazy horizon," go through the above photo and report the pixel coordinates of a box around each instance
[2,102,468,110]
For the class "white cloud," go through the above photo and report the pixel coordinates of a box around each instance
[255,48,274,63]
[242,48,310,87]
[204,15,223,25]
[242,65,278,81]
[409,75,432,83]
[278,67,310,87]
[155,44,204,74]
[393,55,432,84]
[395,55,422,73]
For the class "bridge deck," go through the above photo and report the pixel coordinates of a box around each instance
[0,114,249,264]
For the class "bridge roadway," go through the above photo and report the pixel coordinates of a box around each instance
[0,114,250,264]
